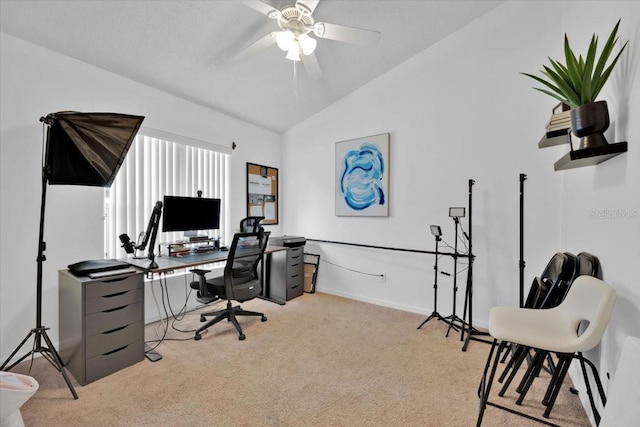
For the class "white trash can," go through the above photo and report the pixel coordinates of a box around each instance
[0,372,39,427]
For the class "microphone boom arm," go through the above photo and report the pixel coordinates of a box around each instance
[136,201,162,252]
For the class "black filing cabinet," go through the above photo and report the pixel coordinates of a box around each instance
[58,270,144,385]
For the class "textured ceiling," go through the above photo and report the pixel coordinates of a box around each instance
[0,0,505,133]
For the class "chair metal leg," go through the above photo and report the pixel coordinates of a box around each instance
[500,342,514,363]
[516,349,547,405]
[578,352,604,425]
[498,345,530,396]
[476,339,507,427]
[498,343,524,383]
[542,354,572,418]
[542,354,570,406]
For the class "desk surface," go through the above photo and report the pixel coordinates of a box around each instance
[123,245,288,274]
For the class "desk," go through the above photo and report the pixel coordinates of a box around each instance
[124,245,289,303]
[123,246,288,304]
[123,245,287,275]
[122,245,288,360]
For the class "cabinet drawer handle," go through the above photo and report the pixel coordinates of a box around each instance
[103,305,128,313]
[290,263,300,268]
[102,325,128,335]
[290,274,300,279]
[102,290,129,298]
[104,345,128,356]
[103,276,131,283]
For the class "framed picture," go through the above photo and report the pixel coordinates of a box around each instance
[335,133,389,217]
[246,162,278,225]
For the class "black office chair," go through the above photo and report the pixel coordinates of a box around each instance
[192,230,270,341]
[190,270,219,304]
[239,216,265,232]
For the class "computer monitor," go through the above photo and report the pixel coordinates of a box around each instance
[162,195,221,233]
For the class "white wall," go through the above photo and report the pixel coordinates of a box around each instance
[1,1,638,421]
[0,33,282,360]
[282,0,639,420]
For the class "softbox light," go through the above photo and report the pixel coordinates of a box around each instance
[44,111,144,186]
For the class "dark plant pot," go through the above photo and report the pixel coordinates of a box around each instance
[570,100,610,149]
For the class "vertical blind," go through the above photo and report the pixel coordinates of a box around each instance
[104,133,230,259]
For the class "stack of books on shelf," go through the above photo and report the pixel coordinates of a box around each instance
[538,103,573,148]
[546,109,571,132]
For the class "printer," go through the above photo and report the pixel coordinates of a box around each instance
[269,235,306,248]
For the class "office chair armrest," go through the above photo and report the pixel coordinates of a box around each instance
[190,268,211,276]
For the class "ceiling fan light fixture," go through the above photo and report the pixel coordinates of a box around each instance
[286,46,301,61]
[276,30,295,51]
[298,33,317,55]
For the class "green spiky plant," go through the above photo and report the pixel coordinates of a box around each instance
[522,19,628,108]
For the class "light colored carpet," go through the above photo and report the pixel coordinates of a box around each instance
[12,292,590,426]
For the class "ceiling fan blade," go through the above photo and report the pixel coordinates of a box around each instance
[242,1,280,18]
[314,22,381,46]
[296,0,320,14]
[232,32,278,62]
[301,53,323,80]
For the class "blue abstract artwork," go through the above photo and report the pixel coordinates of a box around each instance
[335,133,389,216]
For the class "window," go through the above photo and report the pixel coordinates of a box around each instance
[104,130,230,259]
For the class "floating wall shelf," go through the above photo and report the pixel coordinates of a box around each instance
[538,104,629,171]
[553,141,628,171]
[538,129,571,148]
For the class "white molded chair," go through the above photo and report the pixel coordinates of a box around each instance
[0,372,39,427]
[476,275,616,426]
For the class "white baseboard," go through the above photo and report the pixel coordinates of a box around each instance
[317,286,488,329]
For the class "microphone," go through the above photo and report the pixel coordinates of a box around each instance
[119,233,135,254]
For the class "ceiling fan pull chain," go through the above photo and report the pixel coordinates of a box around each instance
[292,60,299,96]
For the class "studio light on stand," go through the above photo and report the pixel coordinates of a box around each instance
[417,225,450,330]
[444,207,467,337]
[0,112,144,399]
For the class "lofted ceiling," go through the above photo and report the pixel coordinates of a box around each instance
[0,0,505,133]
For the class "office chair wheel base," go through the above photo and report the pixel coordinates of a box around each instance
[261,316,267,322]
[194,333,202,341]
[239,333,246,341]
[200,315,206,322]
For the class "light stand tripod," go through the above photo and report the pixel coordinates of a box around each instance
[444,216,466,337]
[417,227,448,329]
[0,165,78,399]
[460,179,491,351]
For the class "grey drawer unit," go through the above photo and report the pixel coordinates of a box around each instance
[58,269,144,385]
[268,238,305,302]
[285,246,304,300]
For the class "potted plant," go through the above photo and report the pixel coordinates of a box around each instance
[522,19,628,149]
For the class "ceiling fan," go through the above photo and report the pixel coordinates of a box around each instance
[240,0,381,80]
